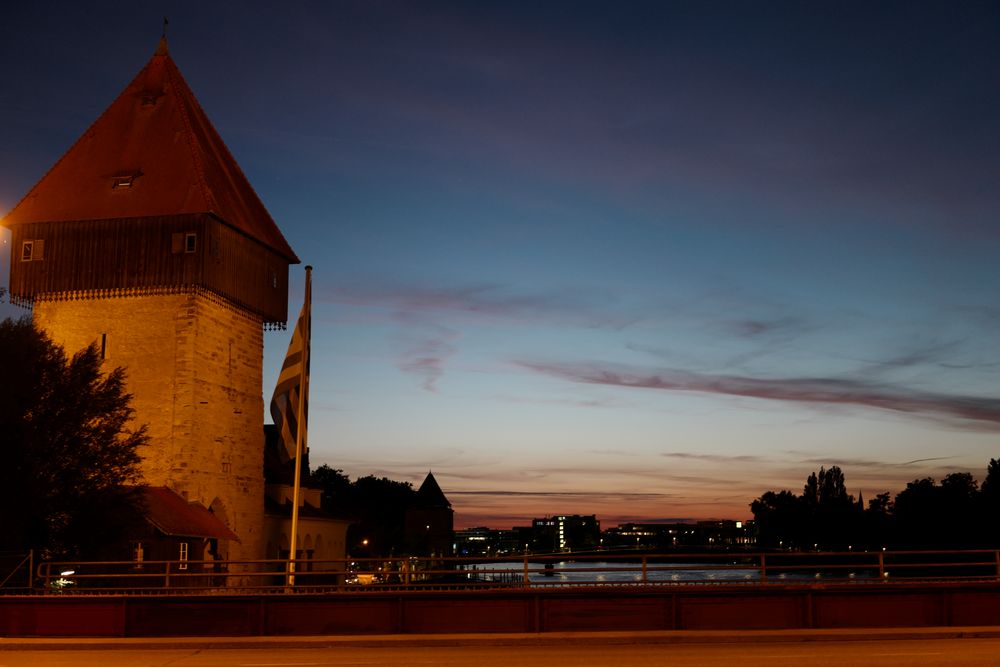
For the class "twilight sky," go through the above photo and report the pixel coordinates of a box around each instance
[2,1,999,529]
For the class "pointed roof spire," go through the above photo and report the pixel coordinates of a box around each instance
[4,38,298,263]
[416,471,451,509]
[158,16,170,54]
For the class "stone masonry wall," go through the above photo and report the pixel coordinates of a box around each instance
[34,292,265,561]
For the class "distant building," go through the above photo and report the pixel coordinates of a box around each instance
[531,515,601,553]
[455,527,494,557]
[495,527,535,555]
[695,520,756,547]
[132,486,238,585]
[456,518,755,557]
[604,521,755,550]
[604,522,689,550]
[404,472,454,558]
[262,425,351,576]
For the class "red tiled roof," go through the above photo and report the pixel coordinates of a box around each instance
[142,486,240,541]
[4,38,298,263]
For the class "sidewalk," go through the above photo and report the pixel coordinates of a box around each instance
[5,627,1000,650]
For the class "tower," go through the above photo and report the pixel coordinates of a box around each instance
[4,39,299,561]
[405,472,454,557]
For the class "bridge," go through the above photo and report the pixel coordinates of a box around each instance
[2,550,1000,637]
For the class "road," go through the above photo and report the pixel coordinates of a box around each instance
[3,639,1000,667]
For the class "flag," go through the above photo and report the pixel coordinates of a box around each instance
[270,270,311,462]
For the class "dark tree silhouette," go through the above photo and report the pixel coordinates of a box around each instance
[752,466,859,549]
[0,318,147,559]
[750,490,804,549]
[756,461,1000,551]
[311,465,417,556]
[982,459,1000,500]
[982,459,1000,546]
[311,465,351,505]
[892,474,986,548]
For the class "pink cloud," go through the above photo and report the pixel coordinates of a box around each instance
[394,321,461,392]
[518,360,1000,429]
[326,281,636,329]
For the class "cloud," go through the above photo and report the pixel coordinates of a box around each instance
[394,321,460,392]
[325,280,637,329]
[794,455,956,469]
[517,360,1000,429]
[448,490,670,500]
[661,452,765,463]
[494,394,624,408]
[725,317,807,339]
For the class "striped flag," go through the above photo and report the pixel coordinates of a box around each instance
[270,269,311,462]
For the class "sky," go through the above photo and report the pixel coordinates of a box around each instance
[2,1,999,529]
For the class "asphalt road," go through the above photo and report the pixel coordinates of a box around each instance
[4,638,1000,667]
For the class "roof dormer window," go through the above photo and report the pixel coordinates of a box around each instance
[112,175,135,189]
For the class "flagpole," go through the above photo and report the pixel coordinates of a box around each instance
[287,265,312,587]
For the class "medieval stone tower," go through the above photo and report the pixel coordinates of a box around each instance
[4,39,299,562]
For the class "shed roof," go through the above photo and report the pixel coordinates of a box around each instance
[142,486,240,541]
[4,38,298,263]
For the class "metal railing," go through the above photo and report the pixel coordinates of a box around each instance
[21,549,1000,595]
[0,550,34,591]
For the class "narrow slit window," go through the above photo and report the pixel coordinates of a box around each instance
[185,233,197,253]
[100,333,108,360]
[178,542,189,570]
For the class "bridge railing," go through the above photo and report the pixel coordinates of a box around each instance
[23,549,1000,595]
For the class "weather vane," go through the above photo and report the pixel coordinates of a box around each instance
[162,16,169,39]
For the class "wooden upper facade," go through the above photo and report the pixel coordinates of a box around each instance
[10,214,290,323]
[4,39,297,325]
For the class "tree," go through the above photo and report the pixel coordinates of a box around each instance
[311,464,352,506]
[892,473,986,548]
[750,490,804,549]
[792,466,857,549]
[311,465,418,556]
[892,477,945,548]
[0,318,148,559]
[752,466,863,550]
[982,459,1000,546]
[982,459,1000,500]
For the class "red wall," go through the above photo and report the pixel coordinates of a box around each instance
[3,583,1000,637]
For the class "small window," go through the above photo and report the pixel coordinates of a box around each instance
[133,542,145,570]
[100,333,108,360]
[185,233,197,253]
[179,542,189,570]
[21,239,44,261]
[112,175,134,189]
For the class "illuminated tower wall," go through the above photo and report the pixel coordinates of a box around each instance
[4,40,299,561]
